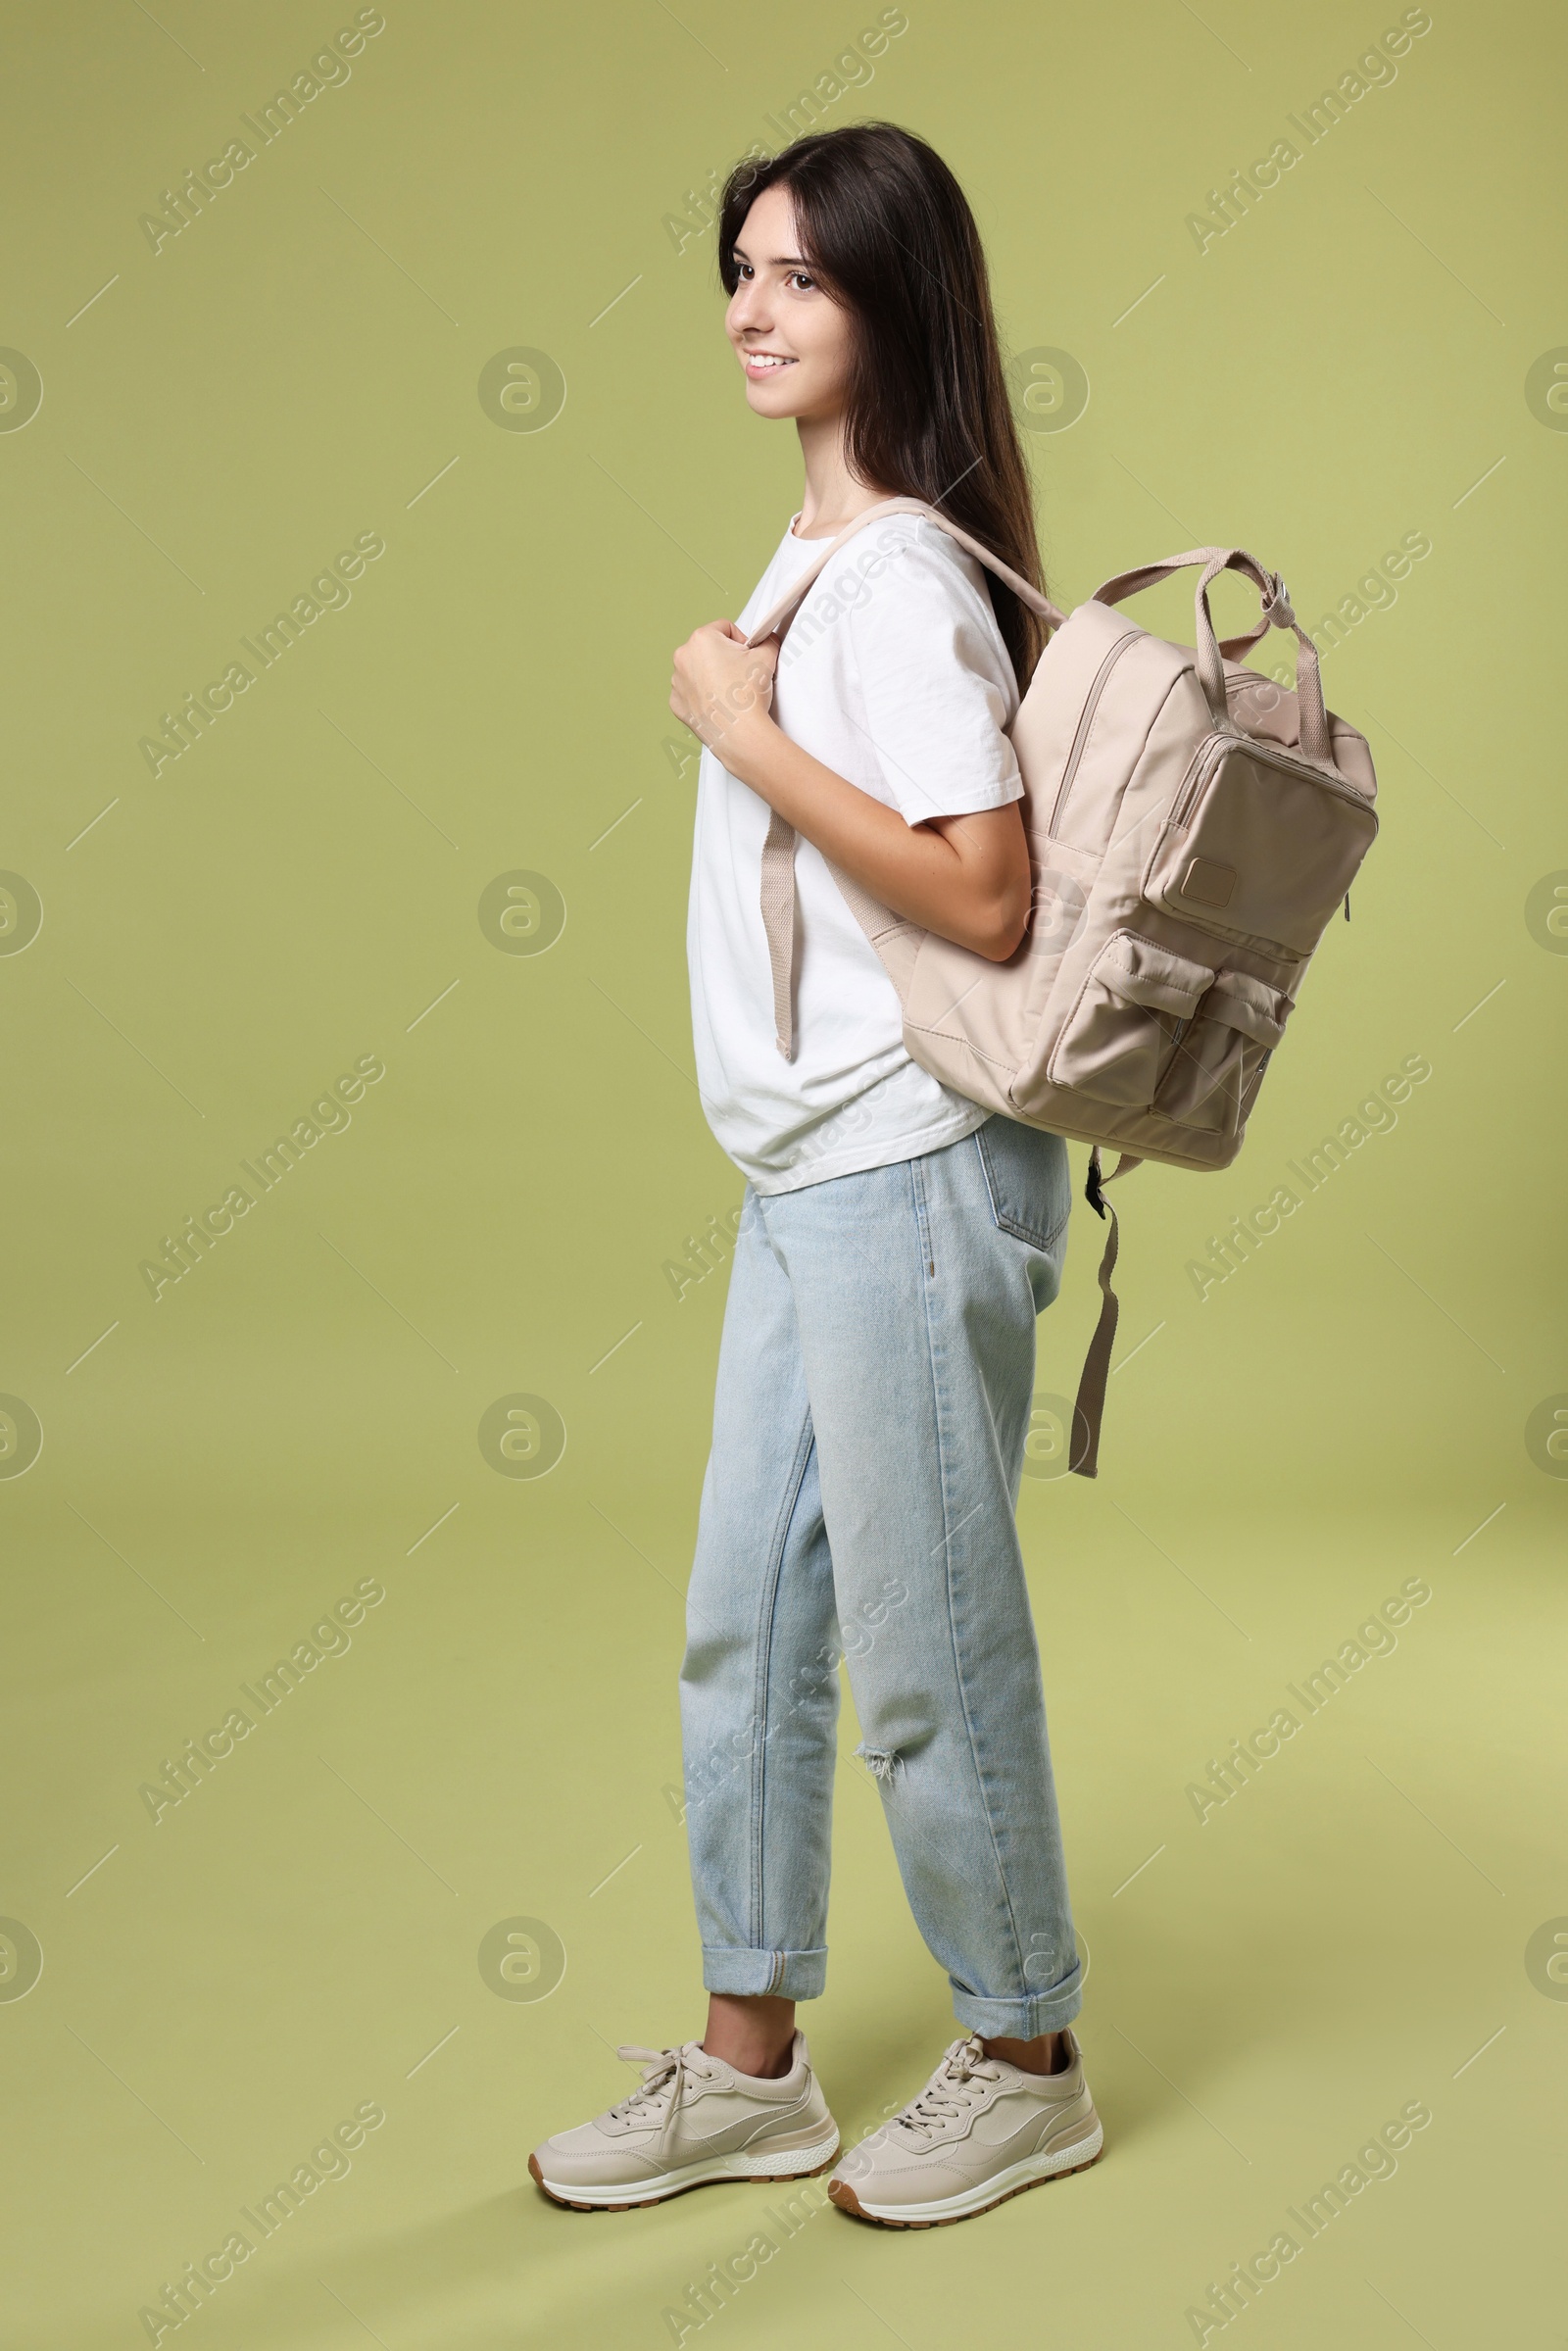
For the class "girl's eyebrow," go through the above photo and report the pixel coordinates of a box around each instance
[731,243,811,269]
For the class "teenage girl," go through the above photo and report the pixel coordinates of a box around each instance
[532,122,1102,2229]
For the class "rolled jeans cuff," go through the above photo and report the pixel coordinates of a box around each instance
[702,1944,828,2000]
[951,1959,1083,2039]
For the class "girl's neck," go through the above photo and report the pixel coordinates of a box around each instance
[792,411,895,540]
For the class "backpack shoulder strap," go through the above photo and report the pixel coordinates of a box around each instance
[744,498,1067,649]
[750,500,1064,1059]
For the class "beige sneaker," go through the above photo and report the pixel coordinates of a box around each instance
[827,2031,1102,2228]
[529,2032,840,2211]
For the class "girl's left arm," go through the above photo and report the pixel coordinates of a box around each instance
[672,620,1031,962]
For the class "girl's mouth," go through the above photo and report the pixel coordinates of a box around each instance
[743,352,798,377]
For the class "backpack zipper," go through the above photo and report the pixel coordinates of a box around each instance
[1047,629,1140,838]
[1172,729,1378,829]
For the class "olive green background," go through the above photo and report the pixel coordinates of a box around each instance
[1,1,1563,2344]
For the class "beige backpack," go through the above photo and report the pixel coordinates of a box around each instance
[744,498,1379,1475]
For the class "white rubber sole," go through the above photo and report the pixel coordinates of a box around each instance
[834,2118,1103,2227]
[532,2126,841,2211]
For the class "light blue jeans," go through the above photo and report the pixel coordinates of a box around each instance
[679,1116,1083,2038]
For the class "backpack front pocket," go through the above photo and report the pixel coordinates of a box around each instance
[1048,930,1215,1107]
[1152,968,1293,1134]
[1146,734,1377,958]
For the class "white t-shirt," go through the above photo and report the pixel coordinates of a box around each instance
[687,512,1024,1195]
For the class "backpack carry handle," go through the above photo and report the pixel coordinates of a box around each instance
[1093,547,1332,767]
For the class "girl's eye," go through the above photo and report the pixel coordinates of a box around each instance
[789,272,816,292]
[735,262,753,280]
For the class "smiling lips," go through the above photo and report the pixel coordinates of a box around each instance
[742,351,797,374]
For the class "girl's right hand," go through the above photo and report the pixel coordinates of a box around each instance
[670,621,778,754]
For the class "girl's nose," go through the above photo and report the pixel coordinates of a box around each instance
[729,284,771,335]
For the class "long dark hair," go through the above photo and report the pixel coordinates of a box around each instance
[717,122,1048,687]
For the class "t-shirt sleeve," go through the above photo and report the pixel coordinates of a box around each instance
[843,536,1023,825]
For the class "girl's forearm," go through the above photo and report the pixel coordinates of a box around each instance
[712,710,1031,959]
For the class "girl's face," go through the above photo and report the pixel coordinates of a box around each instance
[725,183,854,425]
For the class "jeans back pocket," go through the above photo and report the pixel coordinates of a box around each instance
[974,1116,1071,1253]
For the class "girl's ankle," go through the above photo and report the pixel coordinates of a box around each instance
[981,2030,1072,2077]
[706,2039,794,2080]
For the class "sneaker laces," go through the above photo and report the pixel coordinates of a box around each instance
[890,2035,1003,2141]
[609,2043,711,2125]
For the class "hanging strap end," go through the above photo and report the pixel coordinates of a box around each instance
[1069,1145,1134,1480]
